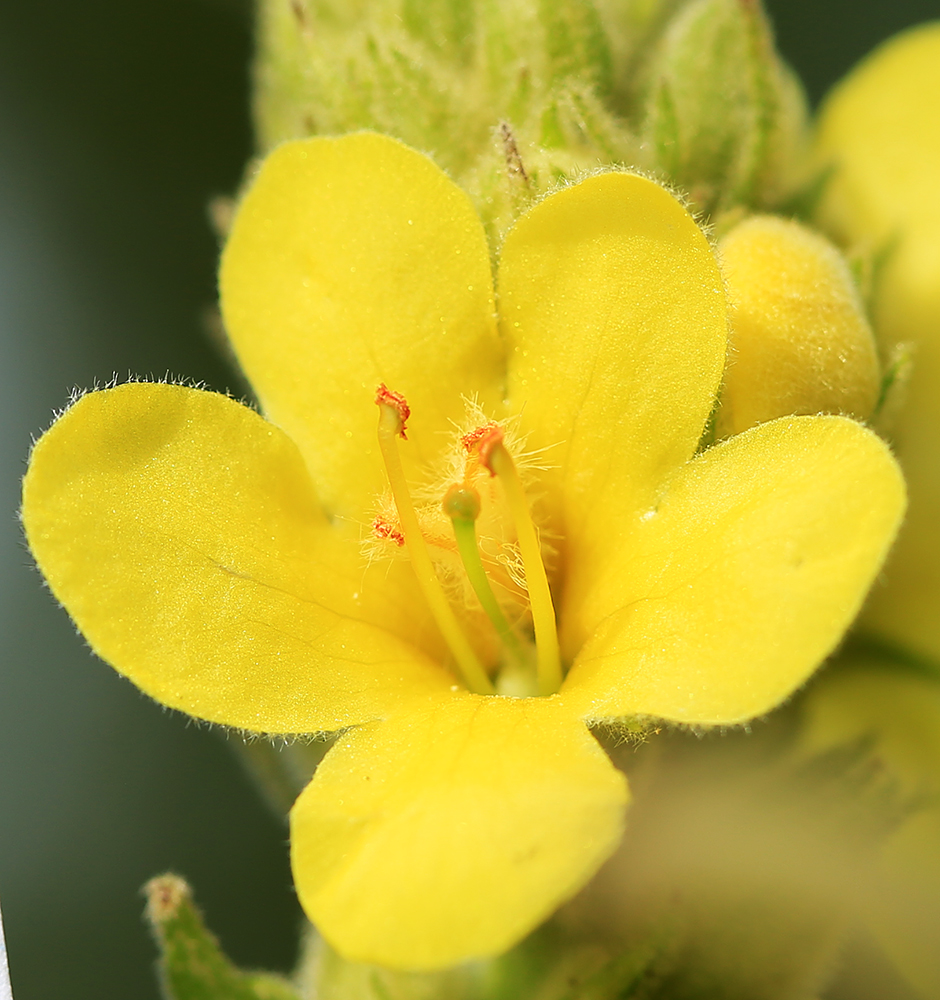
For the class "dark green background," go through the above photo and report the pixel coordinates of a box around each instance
[0,2,935,997]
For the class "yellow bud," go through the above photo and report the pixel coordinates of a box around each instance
[717,215,880,435]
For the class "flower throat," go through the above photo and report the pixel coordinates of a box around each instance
[375,385,561,697]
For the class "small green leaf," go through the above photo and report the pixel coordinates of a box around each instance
[144,875,300,1000]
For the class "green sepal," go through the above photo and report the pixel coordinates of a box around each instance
[401,0,475,65]
[536,0,614,97]
[586,0,689,108]
[640,0,808,215]
[144,874,301,1000]
[303,921,661,1000]
[305,936,480,1000]
[480,922,660,1000]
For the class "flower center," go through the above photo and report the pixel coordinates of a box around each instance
[374,385,561,697]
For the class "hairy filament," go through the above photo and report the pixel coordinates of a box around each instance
[376,388,493,695]
[479,432,562,696]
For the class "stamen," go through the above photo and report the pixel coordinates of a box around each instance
[474,426,562,696]
[372,516,405,547]
[461,421,500,454]
[376,383,411,438]
[443,484,527,669]
[375,387,493,695]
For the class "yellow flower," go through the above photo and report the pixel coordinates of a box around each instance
[22,132,904,970]
[804,29,940,995]
[814,23,940,666]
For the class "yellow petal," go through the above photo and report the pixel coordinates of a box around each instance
[498,171,726,603]
[560,416,905,725]
[290,691,628,969]
[220,133,504,522]
[815,24,940,666]
[22,382,452,733]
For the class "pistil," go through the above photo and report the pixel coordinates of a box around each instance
[442,484,527,670]
[375,386,493,695]
[475,427,562,696]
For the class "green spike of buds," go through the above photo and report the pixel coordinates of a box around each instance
[253,0,809,232]
[253,0,641,241]
[254,0,621,170]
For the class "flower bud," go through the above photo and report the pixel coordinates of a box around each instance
[717,215,880,436]
[640,0,809,215]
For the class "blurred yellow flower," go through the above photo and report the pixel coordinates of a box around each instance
[22,133,904,969]
[799,659,940,998]
[815,22,940,666]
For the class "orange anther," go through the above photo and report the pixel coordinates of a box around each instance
[462,423,504,476]
[375,384,411,438]
[372,516,405,547]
